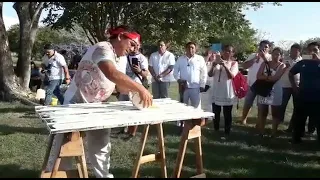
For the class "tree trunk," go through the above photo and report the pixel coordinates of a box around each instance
[13,2,44,89]
[0,2,21,101]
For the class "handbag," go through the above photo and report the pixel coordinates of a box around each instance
[127,55,150,89]
[250,62,275,97]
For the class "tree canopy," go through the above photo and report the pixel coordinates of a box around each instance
[43,2,281,56]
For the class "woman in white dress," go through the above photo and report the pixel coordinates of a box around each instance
[256,47,287,137]
[208,45,239,137]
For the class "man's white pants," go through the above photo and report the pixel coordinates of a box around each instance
[177,88,201,126]
[45,129,113,178]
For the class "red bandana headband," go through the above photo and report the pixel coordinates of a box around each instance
[108,27,141,45]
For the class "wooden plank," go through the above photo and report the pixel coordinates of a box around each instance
[41,170,79,178]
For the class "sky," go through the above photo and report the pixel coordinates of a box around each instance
[3,2,320,47]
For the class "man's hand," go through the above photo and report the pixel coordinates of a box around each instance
[137,88,153,108]
[132,65,141,74]
[65,78,71,85]
[177,79,186,84]
[156,74,162,81]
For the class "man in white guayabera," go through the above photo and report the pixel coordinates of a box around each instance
[149,40,175,99]
[41,44,71,105]
[44,26,153,178]
[174,42,207,131]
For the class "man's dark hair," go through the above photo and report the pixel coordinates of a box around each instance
[307,41,320,48]
[259,40,271,46]
[185,41,196,48]
[290,43,301,51]
[44,43,54,50]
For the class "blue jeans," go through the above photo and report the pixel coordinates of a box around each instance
[44,79,64,105]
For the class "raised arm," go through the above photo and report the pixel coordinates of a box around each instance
[256,62,268,80]
[268,63,286,82]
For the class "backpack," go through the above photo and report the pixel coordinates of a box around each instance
[231,61,248,99]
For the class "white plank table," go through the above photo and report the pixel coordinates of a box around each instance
[35,98,214,178]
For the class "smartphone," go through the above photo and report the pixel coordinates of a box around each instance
[131,58,139,66]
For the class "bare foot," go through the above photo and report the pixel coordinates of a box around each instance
[241,121,247,125]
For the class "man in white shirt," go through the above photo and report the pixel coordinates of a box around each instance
[174,42,207,129]
[240,40,272,124]
[41,44,71,105]
[118,42,149,139]
[279,44,302,132]
[149,40,175,99]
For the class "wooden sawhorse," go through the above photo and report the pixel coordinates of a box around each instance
[172,119,206,178]
[39,120,205,178]
[40,132,88,178]
[39,124,167,178]
[131,123,167,178]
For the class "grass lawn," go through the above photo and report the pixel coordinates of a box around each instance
[1,83,320,178]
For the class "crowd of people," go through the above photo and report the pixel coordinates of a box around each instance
[38,25,320,178]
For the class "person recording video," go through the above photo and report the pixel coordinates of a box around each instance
[118,40,150,140]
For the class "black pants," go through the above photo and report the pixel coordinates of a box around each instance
[212,103,233,134]
[292,97,320,142]
[288,91,315,132]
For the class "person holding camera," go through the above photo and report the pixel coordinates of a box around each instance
[240,40,272,125]
[289,41,320,144]
[255,47,287,137]
[208,45,239,138]
[41,44,71,105]
[118,40,149,139]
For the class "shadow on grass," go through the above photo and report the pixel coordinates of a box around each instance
[0,107,34,114]
[154,121,320,178]
[0,164,40,178]
[0,124,47,135]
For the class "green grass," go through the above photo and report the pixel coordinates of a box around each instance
[0,83,320,178]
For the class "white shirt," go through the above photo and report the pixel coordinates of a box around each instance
[126,53,148,84]
[149,51,175,82]
[280,56,302,88]
[117,56,128,74]
[64,41,125,104]
[245,53,271,86]
[42,52,67,80]
[211,61,239,106]
[173,54,207,88]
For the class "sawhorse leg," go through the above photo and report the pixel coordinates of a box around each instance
[40,132,88,178]
[172,119,206,178]
[132,123,167,178]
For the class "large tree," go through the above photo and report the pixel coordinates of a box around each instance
[0,2,22,100]
[13,2,44,89]
[7,24,89,61]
